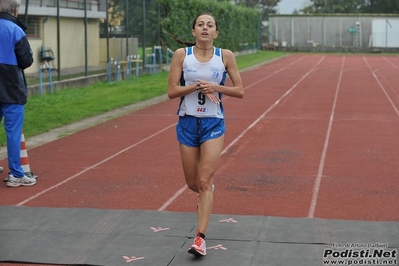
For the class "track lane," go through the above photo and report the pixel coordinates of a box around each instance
[315,55,399,221]
[0,55,397,223]
[166,55,337,216]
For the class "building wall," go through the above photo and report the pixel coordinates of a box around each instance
[269,15,399,49]
[19,0,106,76]
[26,17,101,75]
[27,20,141,76]
[372,19,399,47]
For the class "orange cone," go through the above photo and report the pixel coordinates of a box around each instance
[20,130,38,179]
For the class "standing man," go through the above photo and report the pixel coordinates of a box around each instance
[0,0,36,187]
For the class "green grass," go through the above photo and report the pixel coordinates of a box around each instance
[235,51,287,69]
[0,50,286,146]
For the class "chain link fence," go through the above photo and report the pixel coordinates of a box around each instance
[20,0,162,88]
[268,14,399,53]
[21,0,261,95]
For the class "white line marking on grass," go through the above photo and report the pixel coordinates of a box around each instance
[159,55,326,211]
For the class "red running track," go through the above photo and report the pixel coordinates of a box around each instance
[1,54,398,224]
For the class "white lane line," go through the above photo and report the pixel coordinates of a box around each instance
[158,184,188,211]
[16,124,176,206]
[244,56,308,90]
[364,56,399,117]
[159,55,326,211]
[15,55,314,208]
[384,56,399,71]
[308,56,345,218]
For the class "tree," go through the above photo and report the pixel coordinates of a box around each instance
[107,0,126,31]
[361,0,399,13]
[232,0,281,20]
[301,0,399,14]
[301,0,363,13]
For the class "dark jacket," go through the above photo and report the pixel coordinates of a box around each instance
[0,12,34,104]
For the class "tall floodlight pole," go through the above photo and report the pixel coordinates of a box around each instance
[106,0,109,63]
[84,0,88,76]
[57,0,61,81]
[125,0,129,57]
[24,0,29,26]
[142,0,146,68]
[258,12,262,50]
[386,17,390,48]
[157,2,160,45]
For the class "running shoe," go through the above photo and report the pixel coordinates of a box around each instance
[4,172,38,182]
[188,235,206,257]
[7,174,36,187]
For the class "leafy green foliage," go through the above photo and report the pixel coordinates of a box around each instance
[361,0,399,13]
[301,0,399,13]
[231,0,281,20]
[159,0,260,52]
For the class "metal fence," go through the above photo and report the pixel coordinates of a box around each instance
[99,0,162,61]
[20,0,161,85]
[268,15,399,50]
[23,0,106,10]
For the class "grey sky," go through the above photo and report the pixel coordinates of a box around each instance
[278,0,307,14]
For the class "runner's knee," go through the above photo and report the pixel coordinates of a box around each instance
[198,179,213,192]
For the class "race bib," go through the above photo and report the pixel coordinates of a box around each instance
[184,90,218,117]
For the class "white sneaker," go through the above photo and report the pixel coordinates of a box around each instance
[7,174,36,187]
[188,235,206,257]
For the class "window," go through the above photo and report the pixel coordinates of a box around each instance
[18,16,40,38]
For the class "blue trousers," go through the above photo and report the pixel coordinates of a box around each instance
[0,104,25,177]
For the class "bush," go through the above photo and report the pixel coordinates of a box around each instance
[159,0,260,51]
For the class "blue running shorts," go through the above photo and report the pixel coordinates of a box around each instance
[176,115,225,147]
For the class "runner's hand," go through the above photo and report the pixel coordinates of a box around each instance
[197,79,221,104]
